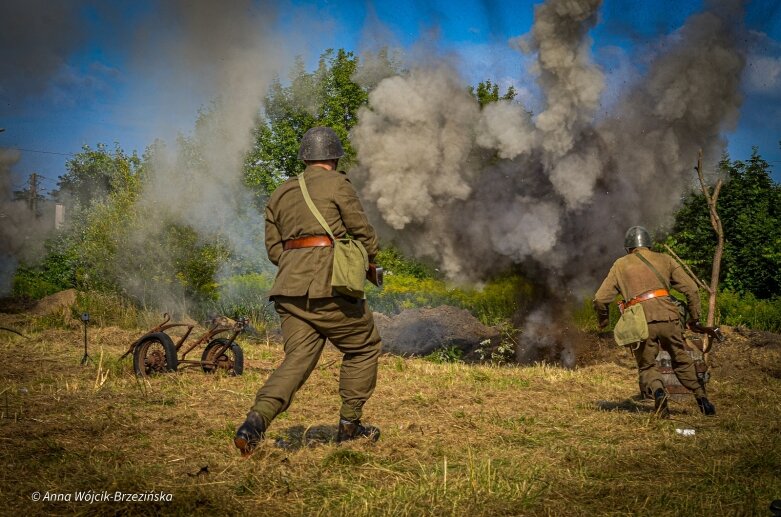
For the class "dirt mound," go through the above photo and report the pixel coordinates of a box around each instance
[374,306,499,356]
[30,289,77,316]
[730,326,781,349]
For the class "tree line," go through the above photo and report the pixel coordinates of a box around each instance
[10,48,781,328]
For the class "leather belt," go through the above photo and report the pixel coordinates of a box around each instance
[620,288,670,312]
[283,235,333,251]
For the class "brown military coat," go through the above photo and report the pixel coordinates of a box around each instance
[265,165,379,299]
[593,248,701,323]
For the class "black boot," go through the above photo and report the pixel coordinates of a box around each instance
[653,388,670,419]
[336,418,380,443]
[234,411,266,456]
[696,396,716,416]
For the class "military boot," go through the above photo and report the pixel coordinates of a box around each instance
[234,411,266,457]
[696,396,716,416]
[653,388,670,419]
[336,418,380,443]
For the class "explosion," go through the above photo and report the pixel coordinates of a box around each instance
[351,0,746,363]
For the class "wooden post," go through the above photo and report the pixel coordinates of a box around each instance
[694,149,725,350]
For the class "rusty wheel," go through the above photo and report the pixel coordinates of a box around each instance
[201,338,244,376]
[133,332,178,377]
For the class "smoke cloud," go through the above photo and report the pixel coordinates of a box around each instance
[351,0,746,361]
[112,0,286,308]
[1,0,289,308]
[0,1,89,99]
[0,150,58,295]
[353,0,746,288]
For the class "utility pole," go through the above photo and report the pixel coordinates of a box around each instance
[28,173,39,214]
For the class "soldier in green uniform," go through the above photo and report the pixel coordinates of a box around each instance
[593,226,716,418]
[234,127,382,455]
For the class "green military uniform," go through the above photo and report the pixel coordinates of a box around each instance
[593,247,706,398]
[251,164,382,427]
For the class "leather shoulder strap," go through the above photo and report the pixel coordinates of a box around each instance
[635,251,670,291]
[298,172,335,241]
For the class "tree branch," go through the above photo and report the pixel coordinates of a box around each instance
[663,244,712,294]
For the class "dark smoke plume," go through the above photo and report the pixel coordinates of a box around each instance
[353,0,745,291]
[351,0,746,362]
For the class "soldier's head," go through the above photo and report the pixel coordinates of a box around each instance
[624,226,652,253]
[298,126,345,170]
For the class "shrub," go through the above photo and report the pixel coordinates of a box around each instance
[716,290,781,333]
[367,273,531,326]
[202,273,277,329]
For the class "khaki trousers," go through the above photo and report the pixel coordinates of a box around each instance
[633,320,706,398]
[251,295,382,427]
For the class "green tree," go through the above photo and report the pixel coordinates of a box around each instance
[56,143,142,207]
[244,48,397,195]
[468,80,517,108]
[668,149,781,298]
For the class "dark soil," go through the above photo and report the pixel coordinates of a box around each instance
[0,296,36,314]
[374,305,500,357]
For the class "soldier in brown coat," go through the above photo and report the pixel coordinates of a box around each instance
[593,226,716,418]
[234,127,383,455]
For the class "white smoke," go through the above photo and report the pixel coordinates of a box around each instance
[352,67,480,230]
[475,101,537,160]
[108,1,289,307]
[0,149,57,295]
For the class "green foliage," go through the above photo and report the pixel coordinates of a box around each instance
[57,143,142,207]
[468,80,517,108]
[375,246,433,279]
[244,49,399,195]
[668,149,781,299]
[12,239,79,298]
[14,143,233,309]
[203,273,277,328]
[425,345,464,364]
[367,274,532,326]
[716,290,781,333]
[473,329,517,365]
[166,226,230,303]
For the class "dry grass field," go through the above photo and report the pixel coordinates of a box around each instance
[0,307,779,516]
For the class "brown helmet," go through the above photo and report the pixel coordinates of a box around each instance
[297,127,345,161]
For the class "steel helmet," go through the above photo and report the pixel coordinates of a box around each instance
[624,226,652,250]
[297,127,345,161]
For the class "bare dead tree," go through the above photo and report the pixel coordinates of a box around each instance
[694,149,725,350]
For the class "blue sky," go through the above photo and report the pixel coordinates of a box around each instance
[1,0,780,193]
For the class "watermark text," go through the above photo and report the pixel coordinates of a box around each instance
[31,490,173,503]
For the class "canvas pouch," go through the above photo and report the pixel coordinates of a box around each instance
[613,303,649,346]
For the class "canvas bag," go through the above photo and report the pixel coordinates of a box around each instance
[298,173,369,298]
[613,303,649,346]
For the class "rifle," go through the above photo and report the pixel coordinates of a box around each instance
[366,263,384,288]
[689,321,725,343]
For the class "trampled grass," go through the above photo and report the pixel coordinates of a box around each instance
[0,315,779,516]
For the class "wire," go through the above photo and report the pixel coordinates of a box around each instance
[4,147,75,157]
